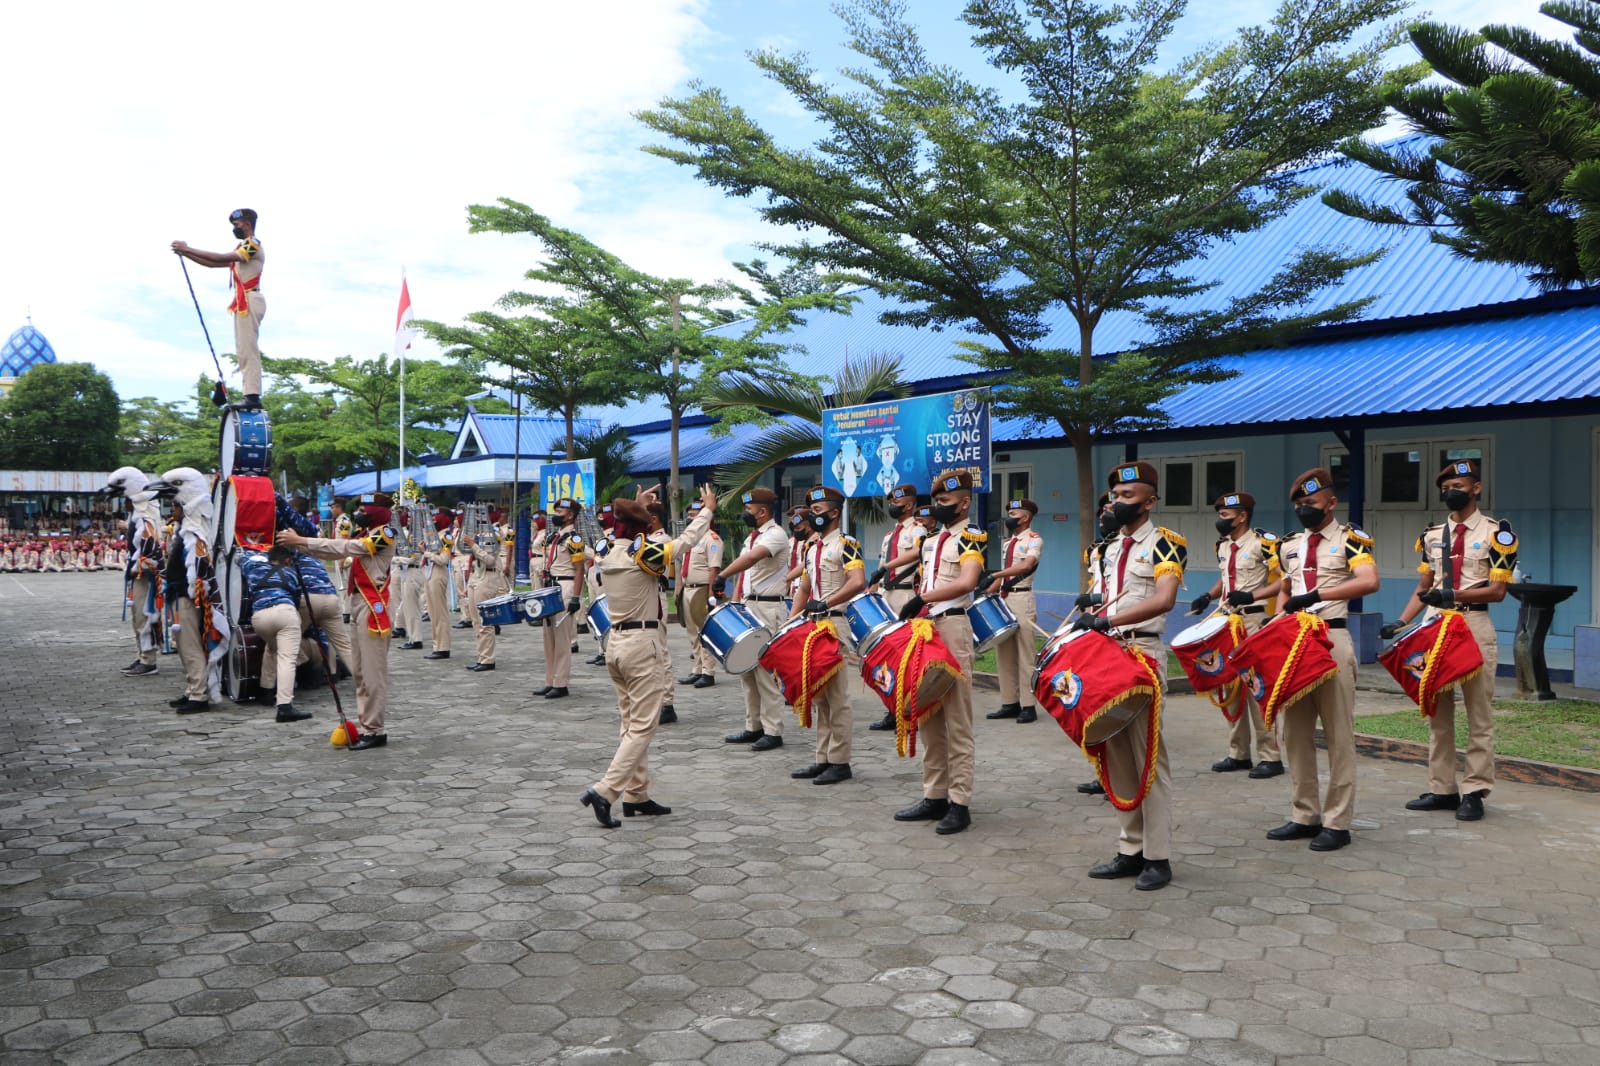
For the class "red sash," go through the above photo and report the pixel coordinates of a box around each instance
[229,264,261,313]
[348,557,392,636]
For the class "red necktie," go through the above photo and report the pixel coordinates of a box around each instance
[1302,533,1321,595]
[736,532,753,599]
[812,539,823,597]
[1452,523,1466,590]
[1114,536,1134,597]
[1227,542,1238,592]
[928,532,950,591]
[1002,537,1017,598]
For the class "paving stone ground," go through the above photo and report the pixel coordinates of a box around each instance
[3,571,1599,1066]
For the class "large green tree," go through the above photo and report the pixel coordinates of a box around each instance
[0,362,121,470]
[118,379,220,475]
[1325,0,1600,290]
[638,0,1418,559]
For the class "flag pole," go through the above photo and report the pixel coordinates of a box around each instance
[398,270,407,498]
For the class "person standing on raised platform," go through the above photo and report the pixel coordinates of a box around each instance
[171,208,265,410]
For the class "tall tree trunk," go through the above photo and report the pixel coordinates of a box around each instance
[564,402,576,460]
[667,292,682,515]
[1074,317,1098,585]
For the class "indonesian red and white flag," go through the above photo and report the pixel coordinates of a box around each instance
[394,276,417,361]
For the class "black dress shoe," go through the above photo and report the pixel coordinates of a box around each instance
[1309,828,1352,851]
[1248,760,1285,779]
[392,628,407,640]
[693,674,716,688]
[1015,706,1037,724]
[1266,820,1323,841]
[275,704,312,723]
[750,735,784,752]
[453,620,473,629]
[544,687,569,699]
[123,662,158,677]
[894,797,949,821]
[1076,780,1105,795]
[424,650,450,660]
[174,699,212,715]
[1405,791,1460,811]
[168,696,188,708]
[986,703,1021,720]
[334,665,353,681]
[1212,756,1253,772]
[1088,852,1145,879]
[580,788,620,828]
[350,733,388,751]
[1456,790,1487,821]
[677,673,702,685]
[587,655,606,666]
[813,763,852,785]
[868,712,896,731]
[399,641,423,650]
[658,705,677,724]
[725,729,764,744]
[531,686,551,697]
[466,662,495,672]
[1135,859,1173,890]
[623,799,673,817]
[791,762,828,780]
[935,803,971,835]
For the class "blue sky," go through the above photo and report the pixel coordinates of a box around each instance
[0,0,1547,408]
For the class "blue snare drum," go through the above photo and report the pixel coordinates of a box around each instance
[968,593,1020,654]
[699,601,773,674]
[219,407,272,478]
[522,585,566,623]
[476,593,522,627]
[844,591,899,655]
[587,594,612,644]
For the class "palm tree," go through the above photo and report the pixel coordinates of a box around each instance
[699,351,910,512]
[572,423,639,504]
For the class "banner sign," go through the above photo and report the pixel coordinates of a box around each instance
[821,389,991,499]
[540,459,596,510]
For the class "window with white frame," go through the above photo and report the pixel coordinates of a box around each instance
[1147,452,1244,511]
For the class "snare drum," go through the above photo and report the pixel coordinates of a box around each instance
[699,601,774,674]
[1377,611,1484,718]
[522,585,566,622]
[968,593,1019,654]
[860,619,961,756]
[1170,612,1244,693]
[1032,629,1154,748]
[224,624,263,704]
[476,593,523,628]
[843,591,898,655]
[587,594,612,644]
[1228,612,1340,728]
[219,407,272,479]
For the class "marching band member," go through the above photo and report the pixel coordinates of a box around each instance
[537,499,587,700]
[644,500,679,723]
[276,495,398,750]
[151,469,229,714]
[171,208,266,409]
[278,496,355,681]
[392,512,425,650]
[714,488,791,752]
[788,486,866,786]
[1388,459,1513,822]
[102,467,165,678]
[881,472,985,834]
[462,520,509,672]
[986,498,1044,725]
[582,507,614,666]
[867,483,924,731]
[1189,492,1284,778]
[1073,463,1186,888]
[423,519,454,660]
[240,545,311,722]
[580,485,717,828]
[677,500,722,688]
[1269,468,1380,852]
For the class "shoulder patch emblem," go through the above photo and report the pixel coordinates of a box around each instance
[1156,526,1187,548]
[1347,527,1374,547]
[1256,529,1278,543]
[1495,530,1515,546]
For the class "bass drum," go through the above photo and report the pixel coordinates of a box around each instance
[224,624,263,703]
[218,406,273,479]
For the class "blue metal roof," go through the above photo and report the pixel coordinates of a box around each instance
[331,464,434,496]
[466,411,599,458]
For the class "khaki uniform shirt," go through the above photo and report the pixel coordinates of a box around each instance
[802,528,864,602]
[1215,528,1280,597]
[684,531,722,583]
[1101,522,1187,632]
[299,527,396,602]
[733,522,791,601]
[1279,521,1375,621]
[918,524,987,615]
[602,509,714,623]
[1416,510,1516,593]
[1001,528,1043,591]
[234,238,264,287]
[545,525,585,581]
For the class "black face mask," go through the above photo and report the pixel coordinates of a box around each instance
[1003,516,1021,531]
[887,503,905,519]
[1215,516,1239,536]
[1440,488,1472,512]
[1098,512,1119,537]
[232,225,247,239]
[1295,504,1326,529]
[740,511,760,528]
[808,511,834,532]
[1110,501,1144,528]
[930,503,960,526]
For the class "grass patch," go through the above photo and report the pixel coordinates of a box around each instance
[1355,699,1600,770]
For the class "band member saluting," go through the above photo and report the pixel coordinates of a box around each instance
[985,498,1044,725]
[581,484,717,828]
[171,209,266,410]
[715,488,792,752]
[1386,459,1513,822]
[788,486,867,786]
[880,471,987,835]
[1269,468,1379,852]
[1189,492,1285,778]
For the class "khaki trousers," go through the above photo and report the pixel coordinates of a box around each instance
[995,590,1037,707]
[1227,613,1280,763]
[1281,627,1358,831]
[1429,610,1498,795]
[348,602,390,735]
[468,579,503,664]
[305,592,355,674]
[251,602,301,704]
[739,599,788,736]
[425,566,451,652]
[543,578,577,687]
[921,613,976,804]
[129,575,159,665]
[175,597,208,701]
[684,587,716,675]
[1108,635,1172,861]
[233,290,265,396]
[812,664,853,765]
[595,630,666,802]
[656,593,673,706]
[395,564,423,637]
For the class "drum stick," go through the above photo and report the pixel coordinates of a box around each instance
[1026,617,1054,641]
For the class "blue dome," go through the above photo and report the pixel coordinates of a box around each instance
[0,323,57,378]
